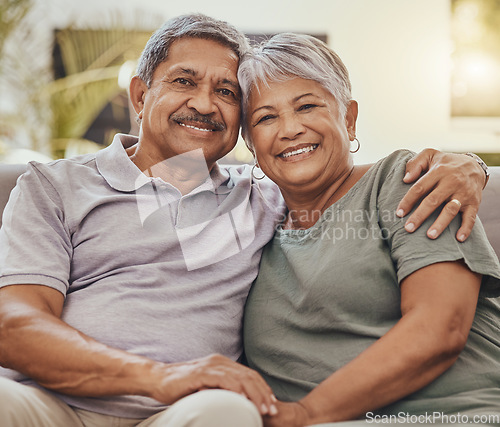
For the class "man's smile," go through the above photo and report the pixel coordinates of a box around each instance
[178,122,214,132]
[172,114,225,132]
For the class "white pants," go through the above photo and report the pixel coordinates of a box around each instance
[0,377,262,427]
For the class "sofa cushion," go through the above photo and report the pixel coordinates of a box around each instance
[0,164,27,229]
[478,167,500,260]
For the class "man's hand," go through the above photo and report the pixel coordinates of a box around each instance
[396,149,486,242]
[263,401,309,427]
[151,354,278,416]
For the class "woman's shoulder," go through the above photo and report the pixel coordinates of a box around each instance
[347,149,418,215]
[358,149,416,195]
[370,149,415,190]
[374,149,416,175]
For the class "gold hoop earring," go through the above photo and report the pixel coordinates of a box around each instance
[251,163,266,180]
[350,137,360,153]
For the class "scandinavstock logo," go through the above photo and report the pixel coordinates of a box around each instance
[134,149,255,271]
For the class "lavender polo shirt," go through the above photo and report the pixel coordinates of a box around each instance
[0,134,285,418]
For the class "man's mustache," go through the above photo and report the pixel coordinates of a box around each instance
[171,114,225,132]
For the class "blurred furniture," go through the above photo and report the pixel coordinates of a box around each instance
[0,163,499,260]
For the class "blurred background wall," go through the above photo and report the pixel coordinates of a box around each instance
[1,0,499,165]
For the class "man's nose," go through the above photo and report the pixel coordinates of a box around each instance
[186,87,217,115]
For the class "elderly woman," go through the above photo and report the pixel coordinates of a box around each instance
[239,34,500,426]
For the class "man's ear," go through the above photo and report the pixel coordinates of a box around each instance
[345,100,358,139]
[129,76,148,120]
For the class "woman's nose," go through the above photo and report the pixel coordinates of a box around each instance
[278,113,306,140]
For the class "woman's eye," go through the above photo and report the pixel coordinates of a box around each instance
[255,114,275,125]
[299,104,317,111]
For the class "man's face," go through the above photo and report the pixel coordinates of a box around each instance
[136,37,241,169]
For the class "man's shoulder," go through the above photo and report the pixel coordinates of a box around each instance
[224,163,282,197]
[25,152,99,183]
[219,163,251,179]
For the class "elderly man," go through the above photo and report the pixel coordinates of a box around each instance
[0,13,489,427]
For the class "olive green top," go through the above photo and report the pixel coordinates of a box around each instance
[244,150,500,418]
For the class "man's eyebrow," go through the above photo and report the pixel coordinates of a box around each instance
[178,67,196,76]
[220,78,240,92]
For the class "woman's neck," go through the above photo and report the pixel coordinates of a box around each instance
[281,164,370,230]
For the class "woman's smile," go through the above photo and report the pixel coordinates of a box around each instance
[278,143,319,160]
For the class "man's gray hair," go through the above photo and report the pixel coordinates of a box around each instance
[238,33,352,152]
[136,13,251,88]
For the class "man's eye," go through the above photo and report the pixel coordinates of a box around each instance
[173,78,192,85]
[218,88,236,98]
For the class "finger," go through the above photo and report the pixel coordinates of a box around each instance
[240,371,276,415]
[403,149,437,183]
[422,199,462,240]
[195,355,277,415]
[240,383,272,415]
[207,363,274,415]
[403,185,450,233]
[397,174,440,220]
[455,205,477,242]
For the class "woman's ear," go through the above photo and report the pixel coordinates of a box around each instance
[129,76,148,120]
[345,100,358,139]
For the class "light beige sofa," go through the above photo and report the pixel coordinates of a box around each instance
[1,163,499,260]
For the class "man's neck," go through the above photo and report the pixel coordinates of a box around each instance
[126,143,213,196]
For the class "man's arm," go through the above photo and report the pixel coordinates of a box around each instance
[396,149,487,241]
[0,284,277,415]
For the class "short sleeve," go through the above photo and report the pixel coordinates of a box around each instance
[0,163,72,294]
[377,150,500,297]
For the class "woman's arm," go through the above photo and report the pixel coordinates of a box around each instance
[263,260,481,426]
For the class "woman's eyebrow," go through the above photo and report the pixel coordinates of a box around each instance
[251,105,273,116]
[251,93,317,115]
[293,93,315,102]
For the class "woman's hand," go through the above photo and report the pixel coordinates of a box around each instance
[396,149,486,242]
[263,401,310,427]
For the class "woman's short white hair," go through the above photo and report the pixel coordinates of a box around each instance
[238,33,352,153]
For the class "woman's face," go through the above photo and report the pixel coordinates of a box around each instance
[247,77,357,193]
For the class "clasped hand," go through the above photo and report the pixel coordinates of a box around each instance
[150,354,277,416]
